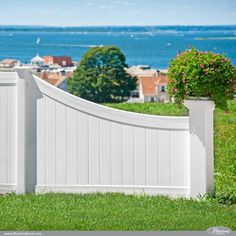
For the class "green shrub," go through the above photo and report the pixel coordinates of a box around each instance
[167,48,236,110]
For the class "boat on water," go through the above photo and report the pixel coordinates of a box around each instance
[36,37,40,44]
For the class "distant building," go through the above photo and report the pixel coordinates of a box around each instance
[58,71,73,91]
[37,71,73,91]
[31,54,44,66]
[126,65,158,77]
[44,56,73,67]
[43,56,54,65]
[139,74,170,103]
[155,74,169,103]
[0,59,20,68]
[127,65,170,103]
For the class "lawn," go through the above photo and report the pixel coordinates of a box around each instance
[0,193,235,231]
[105,102,188,116]
[0,101,235,231]
[214,101,236,204]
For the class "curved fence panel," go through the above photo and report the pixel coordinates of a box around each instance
[33,75,190,197]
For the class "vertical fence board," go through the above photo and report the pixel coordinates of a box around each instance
[170,131,185,186]
[67,107,78,185]
[146,129,158,186]
[45,97,56,185]
[123,125,134,185]
[55,103,67,185]
[7,86,17,184]
[0,87,8,183]
[89,116,100,185]
[111,122,123,185]
[37,96,46,185]
[183,131,190,187]
[100,119,111,185]
[134,128,146,185]
[158,130,171,186]
[78,112,89,185]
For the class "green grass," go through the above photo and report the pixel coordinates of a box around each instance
[0,193,236,231]
[214,101,236,204]
[105,102,188,116]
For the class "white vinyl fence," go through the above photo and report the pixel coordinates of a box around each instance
[0,73,17,193]
[0,70,215,198]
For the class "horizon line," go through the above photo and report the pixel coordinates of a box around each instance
[0,24,236,28]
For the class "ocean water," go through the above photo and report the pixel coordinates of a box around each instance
[0,25,236,69]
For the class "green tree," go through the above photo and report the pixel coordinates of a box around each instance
[67,46,137,103]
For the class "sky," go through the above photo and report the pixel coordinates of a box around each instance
[0,0,235,26]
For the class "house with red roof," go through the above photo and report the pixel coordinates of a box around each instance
[138,73,170,103]
[44,56,73,67]
[37,71,73,91]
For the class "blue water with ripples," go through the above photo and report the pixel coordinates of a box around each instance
[0,25,235,69]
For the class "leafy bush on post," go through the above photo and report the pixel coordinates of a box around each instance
[68,46,137,103]
[167,48,236,109]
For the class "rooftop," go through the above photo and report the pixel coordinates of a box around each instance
[31,54,44,63]
[140,74,168,96]
[38,71,73,87]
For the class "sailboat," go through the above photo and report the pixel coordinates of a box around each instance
[36,37,40,44]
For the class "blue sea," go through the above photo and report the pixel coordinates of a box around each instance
[0,25,236,69]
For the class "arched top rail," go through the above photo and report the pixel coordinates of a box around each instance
[33,74,189,130]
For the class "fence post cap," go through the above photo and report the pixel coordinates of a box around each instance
[184,99,215,111]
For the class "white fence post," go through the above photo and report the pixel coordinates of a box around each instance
[184,99,215,198]
[16,70,27,194]
[16,69,38,193]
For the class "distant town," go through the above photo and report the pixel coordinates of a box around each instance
[0,55,169,103]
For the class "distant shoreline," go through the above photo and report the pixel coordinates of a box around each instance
[0,24,236,28]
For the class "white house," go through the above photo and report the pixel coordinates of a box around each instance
[138,74,170,103]
[0,59,20,68]
[126,65,158,77]
[31,54,44,66]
